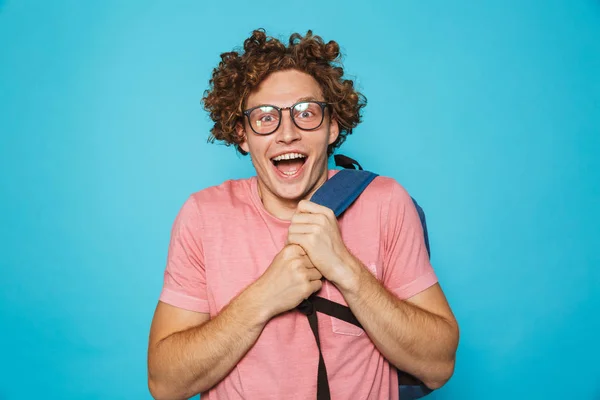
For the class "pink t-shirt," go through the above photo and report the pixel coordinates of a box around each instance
[159,170,438,400]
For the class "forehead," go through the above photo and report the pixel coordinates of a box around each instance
[245,70,323,107]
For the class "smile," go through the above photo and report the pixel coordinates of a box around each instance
[270,152,308,178]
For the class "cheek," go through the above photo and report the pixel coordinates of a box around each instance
[246,137,271,160]
[314,132,333,151]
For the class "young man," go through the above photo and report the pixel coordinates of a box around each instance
[147,29,459,400]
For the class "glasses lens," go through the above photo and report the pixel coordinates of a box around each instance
[292,102,324,130]
[249,106,280,134]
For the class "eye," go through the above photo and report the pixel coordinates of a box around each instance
[250,106,279,127]
[294,102,317,119]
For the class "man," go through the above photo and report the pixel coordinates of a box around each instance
[147,29,459,400]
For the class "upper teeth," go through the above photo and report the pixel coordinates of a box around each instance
[272,153,306,161]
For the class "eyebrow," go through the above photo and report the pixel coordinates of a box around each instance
[246,96,323,109]
[296,96,320,103]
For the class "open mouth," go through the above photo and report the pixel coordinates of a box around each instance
[271,152,307,177]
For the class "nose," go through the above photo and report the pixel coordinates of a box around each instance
[275,110,301,144]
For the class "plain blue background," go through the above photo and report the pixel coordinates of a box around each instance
[1,1,599,399]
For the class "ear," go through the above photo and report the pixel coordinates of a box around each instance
[328,115,340,146]
[236,121,249,153]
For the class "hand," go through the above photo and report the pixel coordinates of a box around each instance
[287,200,355,286]
[253,244,323,320]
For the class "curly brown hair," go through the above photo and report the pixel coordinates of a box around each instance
[202,29,367,156]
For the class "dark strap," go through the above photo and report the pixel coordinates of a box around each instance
[298,296,361,400]
[295,168,376,399]
[334,154,364,170]
[297,160,432,399]
[296,168,377,400]
[311,296,362,328]
[300,295,432,399]
[296,295,362,400]
[298,298,331,400]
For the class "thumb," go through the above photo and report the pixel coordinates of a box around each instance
[286,243,307,257]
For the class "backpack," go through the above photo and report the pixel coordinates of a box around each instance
[297,154,433,400]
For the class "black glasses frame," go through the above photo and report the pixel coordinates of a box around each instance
[242,101,329,135]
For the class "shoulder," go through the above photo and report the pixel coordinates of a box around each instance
[359,173,414,209]
[349,173,419,232]
[172,177,255,224]
[188,176,255,210]
[333,170,415,227]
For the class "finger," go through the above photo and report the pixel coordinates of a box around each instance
[283,243,306,256]
[294,207,332,228]
[287,233,312,251]
[297,252,318,268]
[287,235,318,266]
[287,222,318,235]
[290,212,319,225]
[305,267,322,281]
[297,200,335,218]
[309,279,323,294]
[291,213,330,230]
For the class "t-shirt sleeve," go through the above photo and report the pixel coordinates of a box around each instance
[382,180,438,300]
[159,195,209,313]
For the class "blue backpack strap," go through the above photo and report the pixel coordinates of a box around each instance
[306,167,434,400]
[411,198,431,258]
[400,384,434,399]
[310,169,378,216]
[334,154,431,258]
[299,169,379,400]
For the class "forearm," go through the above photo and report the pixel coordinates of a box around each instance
[338,258,458,389]
[148,286,269,399]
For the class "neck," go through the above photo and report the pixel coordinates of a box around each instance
[257,171,329,221]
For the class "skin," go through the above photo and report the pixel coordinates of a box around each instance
[238,69,341,220]
[287,200,459,388]
[147,69,459,400]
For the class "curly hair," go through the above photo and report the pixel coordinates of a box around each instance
[202,29,367,156]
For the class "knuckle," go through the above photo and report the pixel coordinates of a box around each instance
[300,269,309,281]
[284,244,299,255]
[281,249,292,260]
[304,282,313,293]
[314,280,323,291]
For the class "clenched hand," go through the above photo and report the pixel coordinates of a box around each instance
[287,200,356,288]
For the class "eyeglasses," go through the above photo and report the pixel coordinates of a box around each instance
[242,101,329,135]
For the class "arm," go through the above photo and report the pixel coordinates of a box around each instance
[147,286,270,400]
[149,196,266,399]
[148,245,323,399]
[287,182,459,390]
[148,239,322,400]
[150,196,323,399]
[148,194,262,400]
[337,257,459,389]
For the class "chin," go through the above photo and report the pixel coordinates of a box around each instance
[273,182,310,201]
